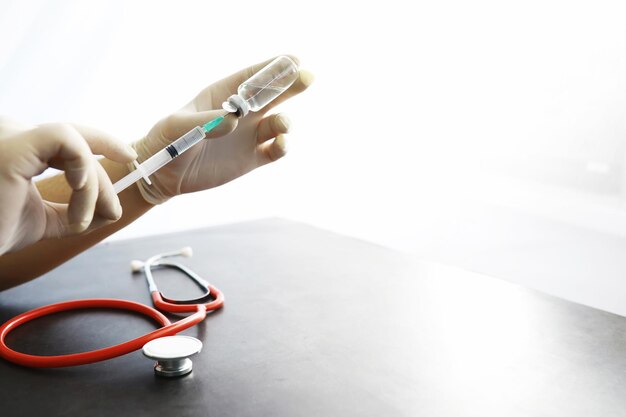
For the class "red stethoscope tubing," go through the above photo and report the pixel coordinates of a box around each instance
[0,285,224,368]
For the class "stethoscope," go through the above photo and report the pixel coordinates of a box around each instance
[0,247,223,377]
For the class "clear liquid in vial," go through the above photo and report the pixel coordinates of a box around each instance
[239,83,289,112]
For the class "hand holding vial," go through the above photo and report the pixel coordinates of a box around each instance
[130,55,314,205]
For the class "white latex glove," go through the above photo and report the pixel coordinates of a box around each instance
[0,118,137,255]
[131,55,313,205]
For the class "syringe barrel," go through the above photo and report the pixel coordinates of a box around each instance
[137,125,205,183]
[168,126,206,157]
[139,148,173,178]
[113,148,173,193]
[113,126,208,194]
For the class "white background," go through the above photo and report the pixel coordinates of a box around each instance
[2,0,626,315]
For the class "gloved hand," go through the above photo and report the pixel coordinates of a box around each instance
[0,118,137,255]
[131,55,313,205]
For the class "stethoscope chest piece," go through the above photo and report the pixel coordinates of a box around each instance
[142,335,203,377]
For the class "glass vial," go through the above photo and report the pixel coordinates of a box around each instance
[223,56,299,117]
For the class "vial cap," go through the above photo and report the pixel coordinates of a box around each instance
[223,94,250,117]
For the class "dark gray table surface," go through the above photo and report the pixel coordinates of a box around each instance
[0,218,625,417]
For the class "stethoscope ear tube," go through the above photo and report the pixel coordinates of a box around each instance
[152,285,224,313]
[0,299,206,368]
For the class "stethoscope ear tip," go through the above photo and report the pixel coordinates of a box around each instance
[130,260,145,273]
[179,246,193,258]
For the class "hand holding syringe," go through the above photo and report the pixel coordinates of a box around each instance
[113,56,300,194]
[114,116,226,193]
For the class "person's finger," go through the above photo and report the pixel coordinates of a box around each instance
[257,134,288,165]
[0,175,30,253]
[41,159,100,237]
[42,201,68,239]
[28,124,106,234]
[26,124,94,190]
[71,124,138,163]
[66,157,98,233]
[43,200,119,239]
[160,110,237,141]
[256,113,291,144]
[93,162,122,221]
[260,69,314,112]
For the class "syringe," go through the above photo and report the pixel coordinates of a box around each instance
[113,115,226,194]
[114,56,300,195]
